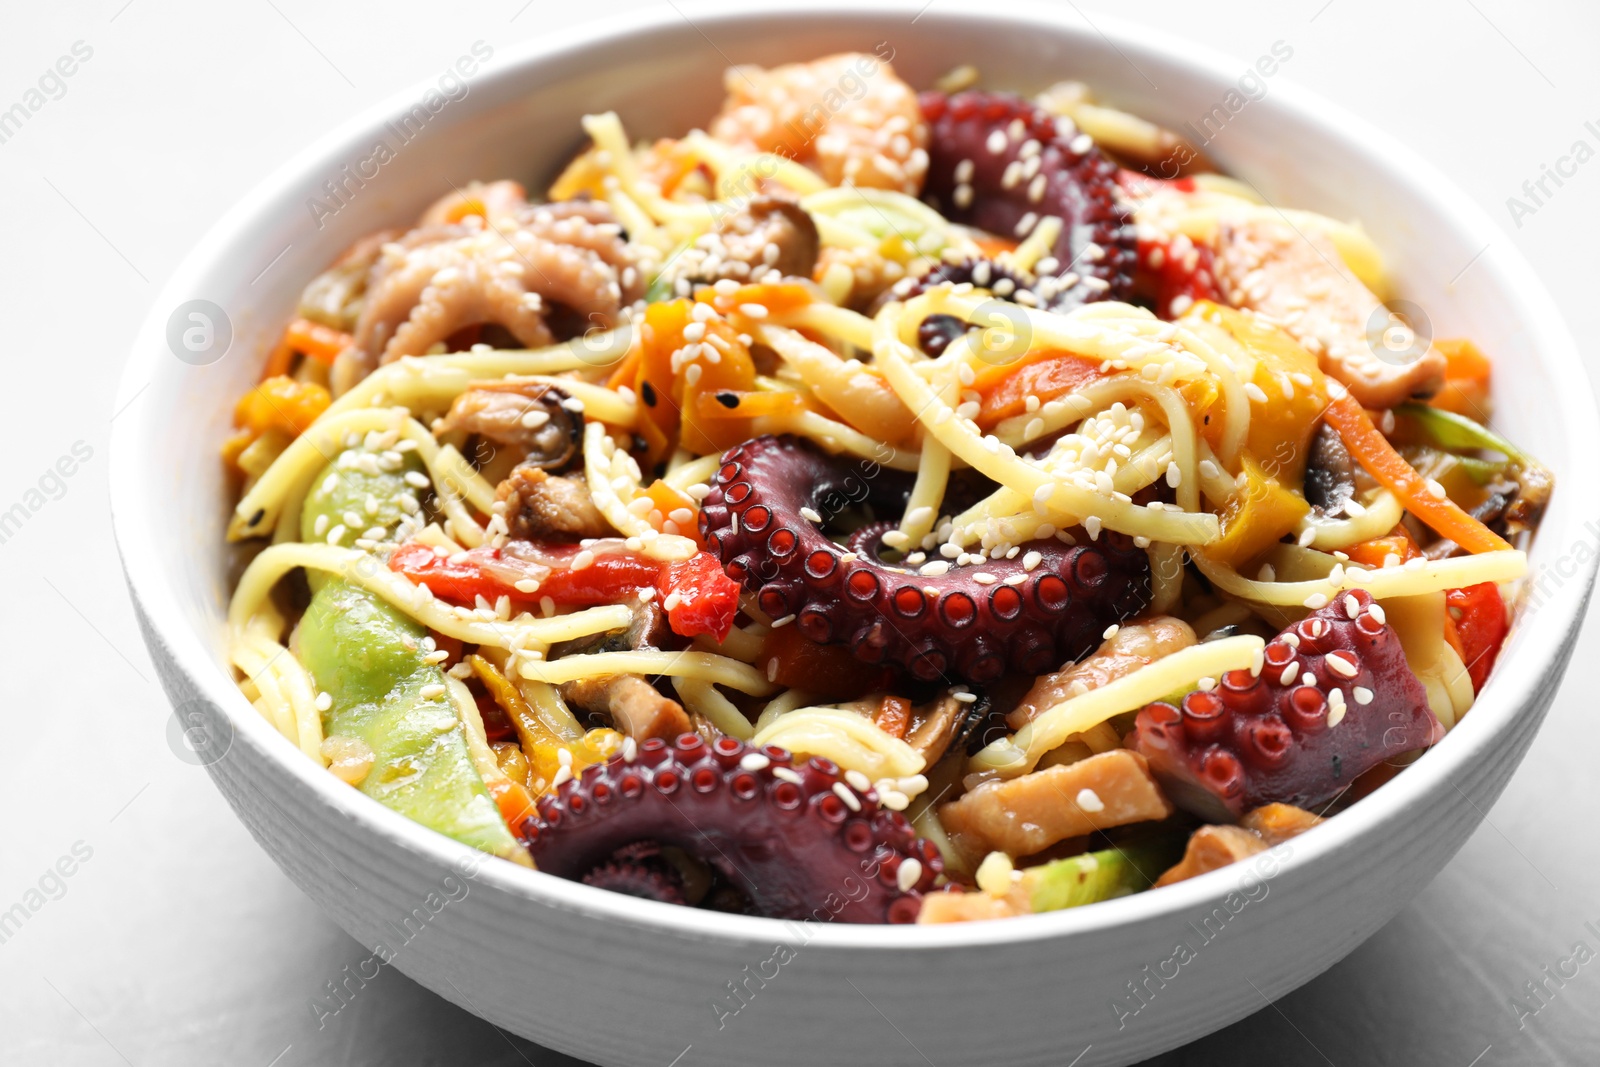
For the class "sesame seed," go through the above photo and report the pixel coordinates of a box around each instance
[1103,624,1120,640]
[896,856,924,892]
[1075,788,1105,813]
[1343,594,1361,619]
[1279,663,1299,687]
[1244,383,1269,404]
[832,781,862,813]
[404,471,430,489]
[550,766,573,789]
[1326,651,1359,678]
[1368,604,1387,625]
[1304,592,1328,609]
[773,766,803,785]
[1327,703,1347,727]
[418,684,446,700]
[315,692,333,712]
[770,613,796,628]
[1023,551,1042,572]
[799,506,822,523]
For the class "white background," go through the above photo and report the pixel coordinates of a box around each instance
[2,1,1598,1063]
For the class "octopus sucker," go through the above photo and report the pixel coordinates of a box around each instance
[524,734,941,922]
[699,435,1152,684]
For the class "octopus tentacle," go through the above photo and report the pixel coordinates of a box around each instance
[338,199,641,389]
[524,733,941,923]
[916,90,1136,312]
[699,435,1152,684]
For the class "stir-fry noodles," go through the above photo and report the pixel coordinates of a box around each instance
[222,54,1549,923]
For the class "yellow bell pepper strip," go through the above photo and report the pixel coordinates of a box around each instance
[1198,452,1310,568]
[1323,394,1511,554]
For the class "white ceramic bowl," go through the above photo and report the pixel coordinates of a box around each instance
[111,3,1599,1064]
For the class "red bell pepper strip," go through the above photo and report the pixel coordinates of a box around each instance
[1445,583,1508,693]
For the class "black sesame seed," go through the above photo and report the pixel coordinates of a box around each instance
[715,391,740,409]
[248,508,266,528]
[640,381,657,407]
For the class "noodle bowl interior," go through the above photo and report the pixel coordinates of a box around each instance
[221,54,1550,924]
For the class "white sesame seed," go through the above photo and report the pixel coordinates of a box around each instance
[1327,703,1347,728]
[1103,624,1120,640]
[799,506,822,523]
[1304,592,1328,609]
[419,684,446,700]
[772,766,803,785]
[896,857,924,892]
[1325,651,1359,678]
[550,766,573,788]
[1075,788,1105,813]
[315,692,333,712]
[1353,686,1374,705]
[1343,594,1361,619]
[770,613,796,628]
[1368,604,1387,625]
[832,781,862,812]
[1279,663,1299,687]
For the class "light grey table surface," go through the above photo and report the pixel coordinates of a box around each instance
[2,1,1597,1063]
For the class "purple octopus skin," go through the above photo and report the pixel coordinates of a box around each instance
[698,435,1153,684]
[916,90,1136,312]
[1132,589,1445,821]
[523,734,941,923]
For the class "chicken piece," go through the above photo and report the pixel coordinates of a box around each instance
[559,674,690,742]
[1212,217,1446,409]
[939,750,1173,861]
[437,381,581,471]
[1240,802,1324,845]
[1007,617,1197,729]
[1153,825,1267,887]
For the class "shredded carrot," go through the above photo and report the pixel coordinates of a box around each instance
[260,340,295,382]
[975,352,1105,427]
[973,234,1019,258]
[1341,526,1422,569]
[1441,610,1468,665]
[284,317,352,365]
[874,696,911,740]
[1322,394,1510,554]
[695,282,813,317]
[487,778,537,830]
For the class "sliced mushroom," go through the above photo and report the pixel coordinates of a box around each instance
[496,467,611,543]
[903,692,984,767]
[437,380,581,471]
[1303,422,1355,514]
[717,195,820,279]
[552,598,691,741]
[1007,617,1196,730]
[1213,217,1447,409]
[938,750,1174,862]
[559,674,690,742]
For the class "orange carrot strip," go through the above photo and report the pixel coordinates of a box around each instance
[1322,394,1510,554]
[284,317,352,365]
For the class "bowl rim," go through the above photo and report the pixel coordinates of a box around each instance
[111,0,1600,951]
